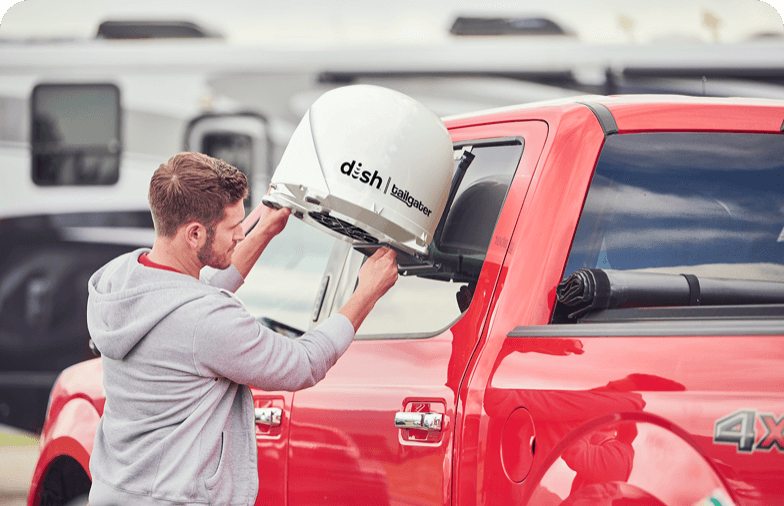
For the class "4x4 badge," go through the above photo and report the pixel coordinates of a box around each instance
[713,409,784,453]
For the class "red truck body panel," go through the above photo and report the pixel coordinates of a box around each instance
[450,96,784,506]
[283,119,550,506]
[29,96,784,506]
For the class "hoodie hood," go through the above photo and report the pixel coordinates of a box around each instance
[87,249,217,360]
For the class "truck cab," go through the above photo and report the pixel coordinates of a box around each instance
[28,95,784,506]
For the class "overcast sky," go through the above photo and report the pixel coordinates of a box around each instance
[0,0,782,45]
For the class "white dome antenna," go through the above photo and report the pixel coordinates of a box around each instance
[263,85,454,259]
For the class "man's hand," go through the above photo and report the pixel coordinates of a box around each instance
[232,198,291,279]
[338,247,399,332]
[243,200,290,237]
[356,247,398,301]
[256,204,291,239]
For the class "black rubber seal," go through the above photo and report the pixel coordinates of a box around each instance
[682,274,701,306]
[592,268,612,310]
[577,102,619,136]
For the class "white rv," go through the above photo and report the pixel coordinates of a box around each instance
[1,14,784,433]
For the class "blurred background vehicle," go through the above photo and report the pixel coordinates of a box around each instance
[0,1,782,503]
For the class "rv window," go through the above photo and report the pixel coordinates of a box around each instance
[185,112,272,210]
[31,84,121,186]
[201,132,254,203]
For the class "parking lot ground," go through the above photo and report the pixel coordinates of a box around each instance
[0,425,39,506]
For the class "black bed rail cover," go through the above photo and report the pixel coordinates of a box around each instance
[556,268,784,319]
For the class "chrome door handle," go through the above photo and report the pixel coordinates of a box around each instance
[394,412,443,432]
[255,407,282,427]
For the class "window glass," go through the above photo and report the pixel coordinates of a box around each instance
[564,132,784,282]
[439,144,521,258]
[32,84,121,186]
[236,218,336,331]
[355,140,523,336]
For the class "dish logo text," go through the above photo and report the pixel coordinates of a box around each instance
[339,160,433,217]
[340,160,382,190]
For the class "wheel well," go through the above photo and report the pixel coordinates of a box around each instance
[35,456,91,506]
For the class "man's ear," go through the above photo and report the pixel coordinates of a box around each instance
[183,222,205,249]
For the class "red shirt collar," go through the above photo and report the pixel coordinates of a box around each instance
[138,252,184,274]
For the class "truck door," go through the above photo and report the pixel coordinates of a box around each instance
[285,122,548,506]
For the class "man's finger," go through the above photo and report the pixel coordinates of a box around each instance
[370,247,389,261]
[377,247,395,259]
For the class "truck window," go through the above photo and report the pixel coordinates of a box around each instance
[352,139,524,337]
[31,84,121,186]
[563,132,784,283]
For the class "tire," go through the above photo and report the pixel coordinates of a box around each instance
[63,494,89,506]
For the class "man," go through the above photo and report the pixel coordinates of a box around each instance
[86,152,398,505]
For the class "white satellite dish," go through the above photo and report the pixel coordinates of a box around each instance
[264,85,454,259]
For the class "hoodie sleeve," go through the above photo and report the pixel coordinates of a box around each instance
[200,265,244,293]
[192,294,354,391]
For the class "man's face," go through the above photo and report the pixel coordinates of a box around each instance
[197,200,245,269]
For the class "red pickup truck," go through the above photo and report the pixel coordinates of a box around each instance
[28,95,784,506]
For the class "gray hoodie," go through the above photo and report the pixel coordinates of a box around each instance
[86,249,354,506]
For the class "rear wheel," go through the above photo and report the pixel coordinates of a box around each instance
[37,456,90,506]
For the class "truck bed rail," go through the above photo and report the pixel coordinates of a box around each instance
[556,268,784,319]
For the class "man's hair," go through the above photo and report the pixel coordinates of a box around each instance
[148,152,248,238]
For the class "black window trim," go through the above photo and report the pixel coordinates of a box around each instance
[452,136,524,151]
